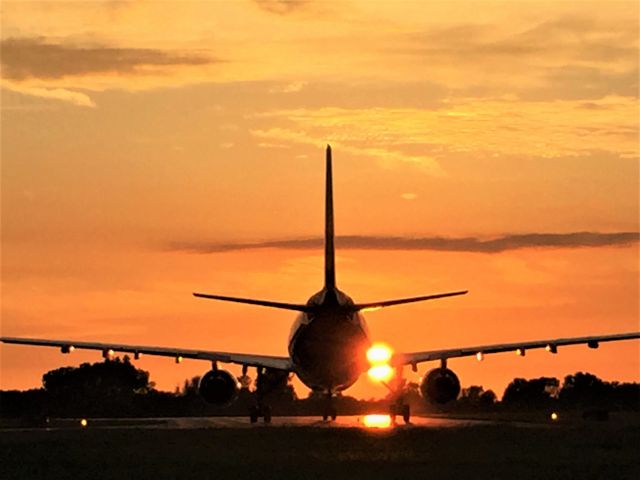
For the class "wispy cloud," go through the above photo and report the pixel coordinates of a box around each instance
[251,96,639,163]
[252,0,310,15]
[168,232,639,254]
[0,37,215,80]
[403,16,638,64]
[2,82,96,107]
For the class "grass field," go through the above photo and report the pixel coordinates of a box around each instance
[2,420,639,480]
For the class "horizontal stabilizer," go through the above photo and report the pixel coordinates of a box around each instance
[354,290,468,311]
[193,292,310,312]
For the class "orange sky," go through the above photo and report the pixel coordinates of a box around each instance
[1,0,638,399]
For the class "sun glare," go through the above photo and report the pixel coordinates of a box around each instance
[367,343,394,382]
[363,414,392,429]
[368,364,394,382]
[366,343,393,364]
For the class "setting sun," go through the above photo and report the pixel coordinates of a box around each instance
[367,365,394,383]
[366,343,393,364]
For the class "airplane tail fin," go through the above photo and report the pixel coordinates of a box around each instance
[193,146,338,313]
[325,145,336,290]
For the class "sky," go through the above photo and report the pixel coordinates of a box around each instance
[1,0,638,400]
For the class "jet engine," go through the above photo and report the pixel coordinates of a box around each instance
[198,369,239,405]
[420,367,461,404]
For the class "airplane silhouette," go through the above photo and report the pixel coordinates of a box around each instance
[2,146,638,423]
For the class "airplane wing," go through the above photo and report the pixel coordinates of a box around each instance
[392,332,640,367]
[0,337,293,371]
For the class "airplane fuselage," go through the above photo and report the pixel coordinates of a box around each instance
[288,287,371,393]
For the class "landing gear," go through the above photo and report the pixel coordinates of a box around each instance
[322,405,337,421]
[249,367,273,424]
[389,401,411,424]
[249,404,272,424]
[385,366,411,425]
[322,393,337,421]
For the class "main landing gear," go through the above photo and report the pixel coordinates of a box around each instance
[322,393,337,421]
[248,366,272,424]
[249,404,272,424]
[385,366,411,425]
[389,399,410,424]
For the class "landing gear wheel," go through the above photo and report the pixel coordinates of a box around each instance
[389,404,397,424]
[402,404,411,424]
[322,405,337,421]
[249,406,259,424]
[263,405,272,424]
[322,393,336,421]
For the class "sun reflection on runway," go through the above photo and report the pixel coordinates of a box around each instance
[363,414,392,429]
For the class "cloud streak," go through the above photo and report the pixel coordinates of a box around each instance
[169,232,639,254]
[2,82,96,107]
[252,0,310,15]
[1,37,215,80]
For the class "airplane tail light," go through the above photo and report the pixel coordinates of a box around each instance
[476,352,484,361]
[516,348,525,357]
[545,344,557,354]
[587,341,599,349]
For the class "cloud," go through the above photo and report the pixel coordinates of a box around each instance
[387,15,638,100]
[251,125,445,175]
[2,82,95,107]
[402,16,638,64]
[0,37,215,80]
[168,232,639,254]
[251,96,639,162]
[252,0,310,15]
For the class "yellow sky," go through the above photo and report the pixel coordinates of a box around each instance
[1,1,638,397]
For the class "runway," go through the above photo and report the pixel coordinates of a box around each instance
[2,414,638,480]
[1,414,528,431]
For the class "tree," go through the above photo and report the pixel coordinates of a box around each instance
[457,385,497,409]
[559,372,610,408]
[42,356,153,416]
[43,356,151,396]
[502,377,558,409]
[180,376,201,398]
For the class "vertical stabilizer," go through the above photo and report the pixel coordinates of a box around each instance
[324,145,336,290]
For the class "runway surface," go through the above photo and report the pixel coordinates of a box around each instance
[3,414,638,480]
[2,414,526,431]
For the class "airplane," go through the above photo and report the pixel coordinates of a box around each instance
[2,145,639,423]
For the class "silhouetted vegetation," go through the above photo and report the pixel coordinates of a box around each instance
[1,358,638,419]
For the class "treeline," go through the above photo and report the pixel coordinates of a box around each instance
[1,356,638,418]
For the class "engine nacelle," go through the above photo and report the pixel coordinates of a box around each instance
[198,369,239,405]
[420,368,461,404]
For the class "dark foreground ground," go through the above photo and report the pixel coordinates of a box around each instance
[2,416,639,480]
